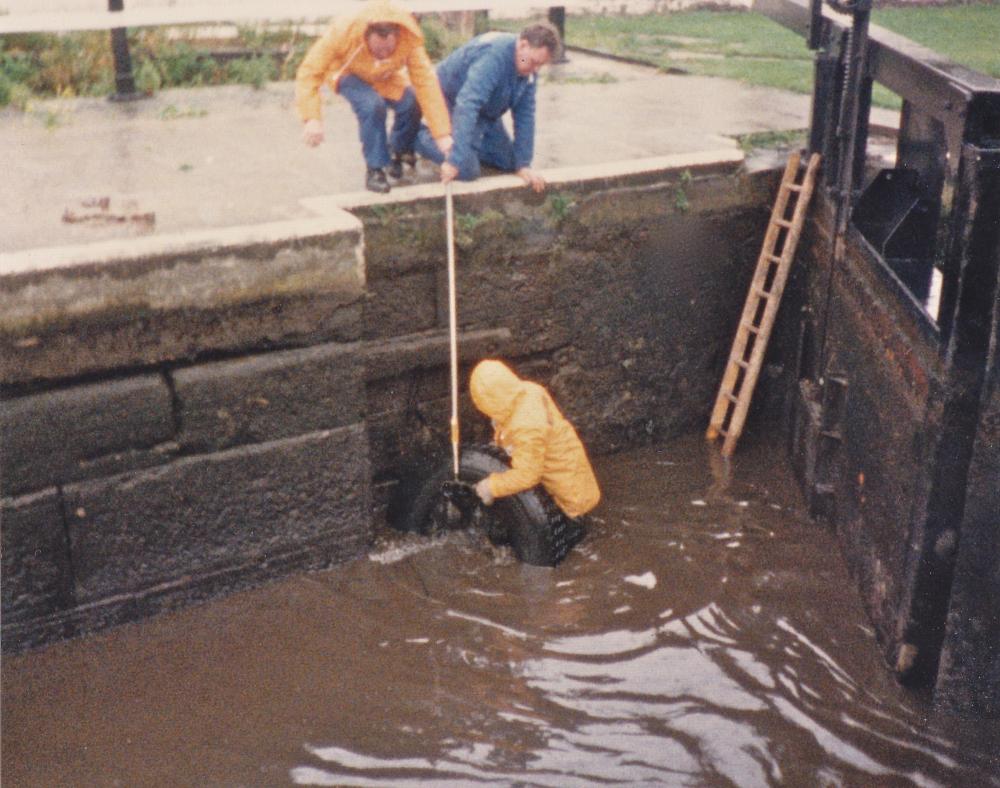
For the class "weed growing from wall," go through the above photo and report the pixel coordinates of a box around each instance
[545,192,576,223]
[674,169,693,213]
[455,209,505,248]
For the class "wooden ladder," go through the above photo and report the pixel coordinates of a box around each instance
[706,151,821,456]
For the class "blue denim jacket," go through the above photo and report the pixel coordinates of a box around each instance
[436,33,537,171]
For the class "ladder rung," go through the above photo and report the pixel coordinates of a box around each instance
[725,392,739,404]
[766,253,783,264]
[742,322,760,335]
[786,183,802,193]
[774,219,793,229]
[753,286,772,298]
[735,359,749,369]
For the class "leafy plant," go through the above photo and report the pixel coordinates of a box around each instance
[225,55,276,89]
[0,78,31,109]
[545,192,575,222]
[134,58,162,95]
[455,209,504,246]
[159,42,217,86]
[418,16,466,62]
[674,169,693,213]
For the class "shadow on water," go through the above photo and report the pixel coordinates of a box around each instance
[3,432,998,786]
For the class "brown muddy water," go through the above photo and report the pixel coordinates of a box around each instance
[2,432,998,787]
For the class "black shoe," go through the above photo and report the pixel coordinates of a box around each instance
[366,167,390,193]
[387,151,416,180]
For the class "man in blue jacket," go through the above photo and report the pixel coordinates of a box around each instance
[414,23,560,193]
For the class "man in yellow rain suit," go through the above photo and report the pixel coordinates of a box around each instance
[295,1,453,193]
[469,360,601,522]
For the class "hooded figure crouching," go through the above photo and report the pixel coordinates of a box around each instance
[469,360,601,526]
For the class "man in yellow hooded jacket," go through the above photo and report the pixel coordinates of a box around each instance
[469,360,601,520]
[295,1,453,193]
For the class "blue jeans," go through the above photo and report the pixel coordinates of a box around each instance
[339,75,420,169]
[414,115,516,181]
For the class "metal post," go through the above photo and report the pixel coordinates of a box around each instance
[547,6,569,64]
[108,0,141,102]
[816,0,871,380]
[808,50,838,165]
[830,0,871,245]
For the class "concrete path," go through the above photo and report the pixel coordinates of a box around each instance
[0,51,866,254]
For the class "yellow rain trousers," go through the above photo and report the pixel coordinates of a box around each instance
[470,360,601,519]
[294,0,451,141]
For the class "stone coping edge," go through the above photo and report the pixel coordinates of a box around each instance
[0,213,362,279]
[300,149,746,213]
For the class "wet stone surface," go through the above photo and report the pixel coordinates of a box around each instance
[2,432,998,786]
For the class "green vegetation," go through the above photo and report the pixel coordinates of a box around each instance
[545,192,575,221]
[0,26,295,106]
[1,5,996,109]
[738,129,807,153]
[545,71,617,85]
[455,208,505,246]
[418,16,469,62]
[871,3,1000,77]
[0,16,464,108]
[159,103,208,121]
[673,168,693,213]
[554,3,1000,108]
[224,54,278,88]
[1,31,114,102]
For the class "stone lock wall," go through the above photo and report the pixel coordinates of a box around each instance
[1,218,376,650]
[354,157,777,499]
[1,153,775,652]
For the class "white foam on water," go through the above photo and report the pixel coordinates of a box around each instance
[465,588,504,598]
[367,536,444,564]
[445,610,529,640]
[624,571,657,589]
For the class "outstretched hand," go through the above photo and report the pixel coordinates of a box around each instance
[440,161,459,184]
[517,167,546,193]
[302,119,324,147]
[475,478,494,505]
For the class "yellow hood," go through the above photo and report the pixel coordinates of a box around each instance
[345,1,425,46]
[469,359,601,518]
[470,360,524,423]
[294,0,451,138]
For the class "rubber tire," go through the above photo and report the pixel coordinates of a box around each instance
[400,445,577,567]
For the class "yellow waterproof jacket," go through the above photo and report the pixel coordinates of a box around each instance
[470,360,601,518]
[294,1,451,140]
